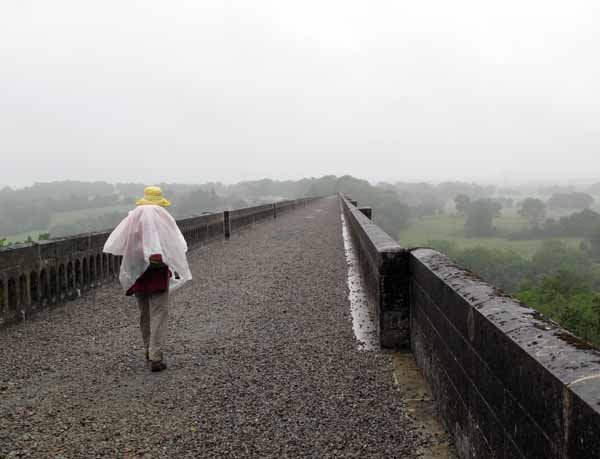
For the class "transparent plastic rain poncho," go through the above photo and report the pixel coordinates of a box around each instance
[103,205,192,293]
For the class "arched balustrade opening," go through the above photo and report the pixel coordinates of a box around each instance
[89,257,95,286]
[75,260,81,289]
[7,278,17,312]
[67,262,73,292]
[0,279,5,316]
[30,271,39,304]
[19,274,27,306]
[82,257,89,288]
[96,255,102,282]
[58,264,66,299]
[103,254,109,278]
[40,270,48,303]
[50,267,58,301]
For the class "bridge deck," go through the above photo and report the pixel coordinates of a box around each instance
[1,197,430,458]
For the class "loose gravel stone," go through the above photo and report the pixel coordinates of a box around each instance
[0,197,430,458]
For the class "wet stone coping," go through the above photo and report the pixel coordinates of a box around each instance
[411,248,600,458]
[340,195,410,349]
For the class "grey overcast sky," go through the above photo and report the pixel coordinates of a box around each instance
[1,1,599,187]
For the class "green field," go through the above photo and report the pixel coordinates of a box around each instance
[3,204,131,243]
[49,204,131,227]
[4,230,46,243]
[398,215,584,258]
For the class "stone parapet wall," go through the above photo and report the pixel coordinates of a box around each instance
[339,194,600,458]
[273,199,297,215]
[0,232,117,326]
[226,198,318,233]
[228,204,275,232]
[0,197,321,326]
[340,195,410,348]
[411,248,600,458]
[177,213,226,244]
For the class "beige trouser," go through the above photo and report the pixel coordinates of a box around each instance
[135,291,169,362]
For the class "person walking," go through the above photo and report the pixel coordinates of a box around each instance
[103,186,192,372]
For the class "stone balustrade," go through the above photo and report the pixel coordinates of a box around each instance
[340,194,600,458]
[0,197,320,325]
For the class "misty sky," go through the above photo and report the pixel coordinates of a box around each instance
[1,1,600,187]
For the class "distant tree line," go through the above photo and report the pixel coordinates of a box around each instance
[548,192,595,210]
[451,193,600,251]
[0,180,247,239]
[508,207,600,261]
[0,181,120,236]
[304,175,412,235]
[3,177,599,261]
[1,176,415,242]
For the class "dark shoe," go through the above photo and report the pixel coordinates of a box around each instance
[150,361,167,372]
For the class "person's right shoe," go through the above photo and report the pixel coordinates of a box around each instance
[150,360,167,372]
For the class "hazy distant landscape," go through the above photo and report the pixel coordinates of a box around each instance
[3,176,600,260]
[3,175,600,346]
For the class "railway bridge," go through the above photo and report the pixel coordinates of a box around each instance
[1,196,598,458]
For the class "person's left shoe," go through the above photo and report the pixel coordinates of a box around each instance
[150,360,167,372]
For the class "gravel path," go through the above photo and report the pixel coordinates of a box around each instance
[0,196,429,458]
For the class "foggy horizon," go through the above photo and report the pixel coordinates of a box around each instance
[2,172,600,191]
[2,1,600,188]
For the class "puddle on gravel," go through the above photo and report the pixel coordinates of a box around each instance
[341,212,378,351]
[392,352,457,458]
